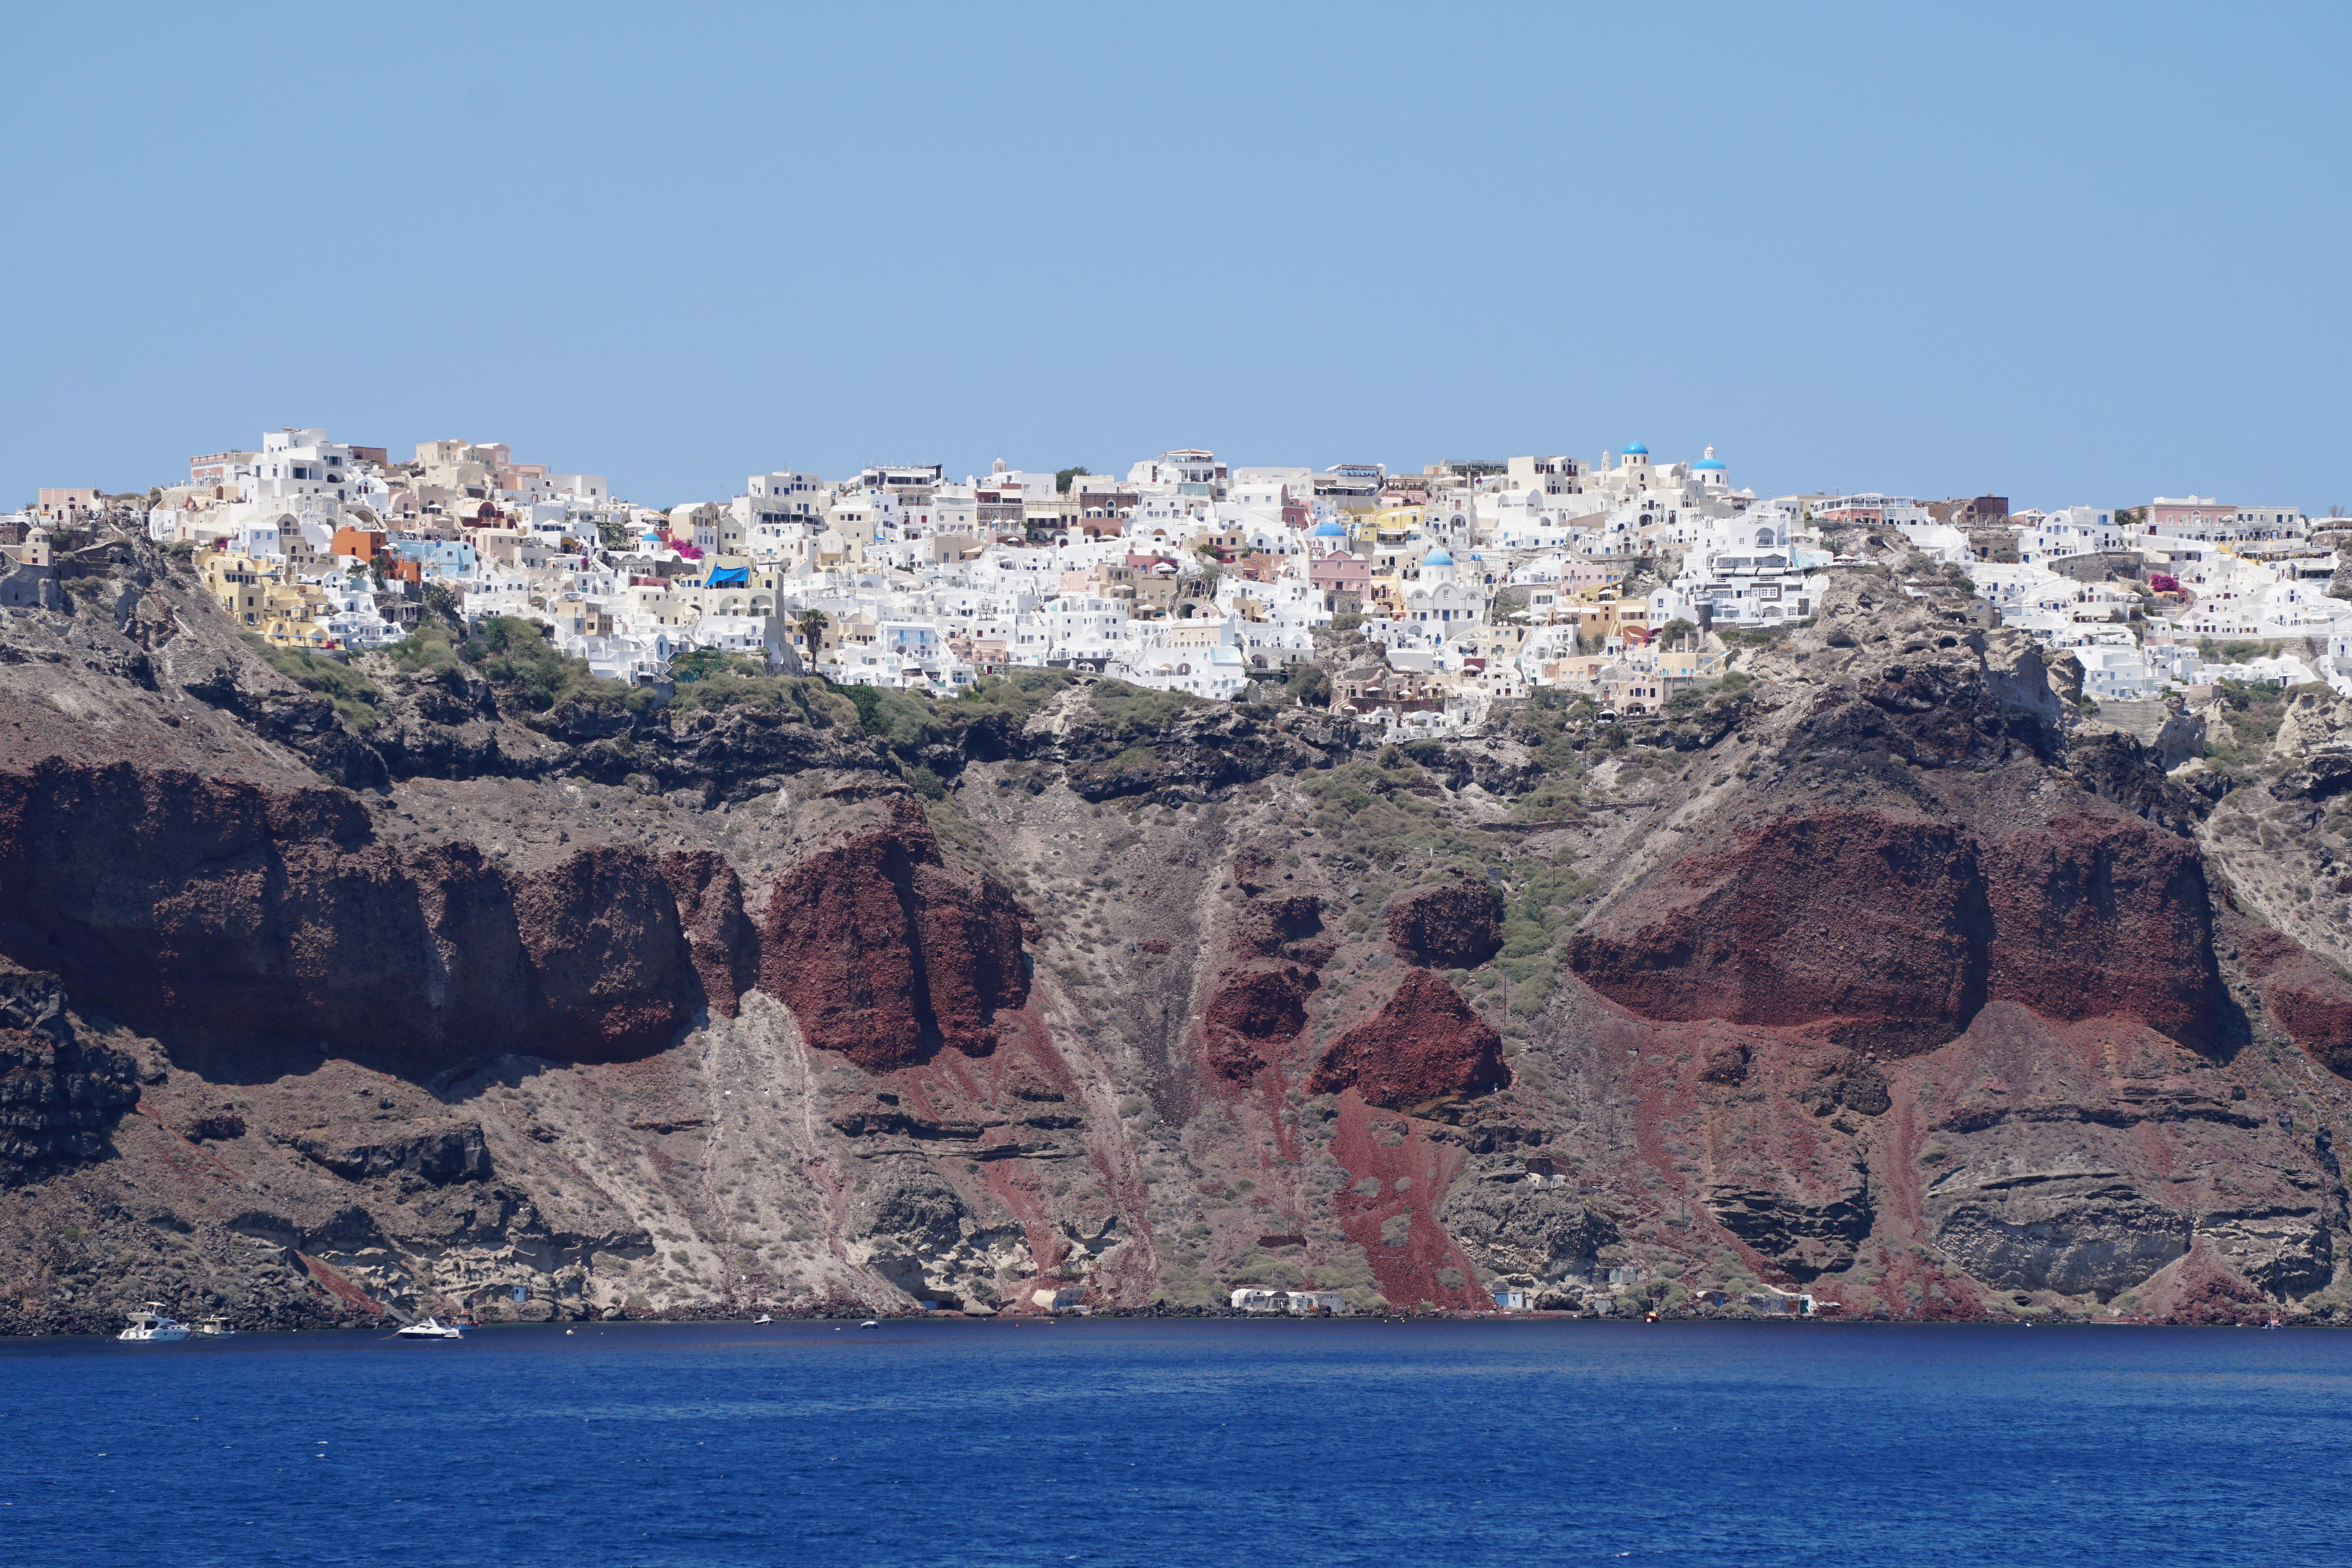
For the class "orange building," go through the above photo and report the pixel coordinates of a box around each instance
[330,526,390,562]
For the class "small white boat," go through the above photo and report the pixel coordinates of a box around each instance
[118,1306,191,1343]
[858,1319,879,1329]
[191,1316,236,1339]
[395,1316,466,1341]
[755,1314,772,1325]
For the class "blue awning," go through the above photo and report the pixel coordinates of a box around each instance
[704,566,748,586]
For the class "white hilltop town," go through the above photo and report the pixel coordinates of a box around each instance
[7,432,2346,737]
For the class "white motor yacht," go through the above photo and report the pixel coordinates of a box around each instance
[395,1316,466,1341]
[118,1306,191,1343]
[191,1316,236,1339]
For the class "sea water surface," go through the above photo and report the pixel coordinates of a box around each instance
[2,1318,2346,1566]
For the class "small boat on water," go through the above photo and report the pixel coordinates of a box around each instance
[118,1306,191,1343]
[395,1316,466,1341]
[191,1316,236,1339]
[755,1314,772,1325]
[858,1320,879,1329]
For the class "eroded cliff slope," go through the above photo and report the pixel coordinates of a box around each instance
[4,545,2349,1329]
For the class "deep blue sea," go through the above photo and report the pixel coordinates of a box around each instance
[3,1318,2346,1566]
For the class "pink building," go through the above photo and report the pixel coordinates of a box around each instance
[1309,553,1369,594]
[2143,497,2302,540]
[2147,496,2231,533]
[35,488,101,519]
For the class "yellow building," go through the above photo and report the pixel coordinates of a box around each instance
[201,552,275,626]
[200,551,335,647]
[1555,590,1650,648]
[255,581,336,649]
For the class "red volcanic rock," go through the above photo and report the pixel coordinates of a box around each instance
[2153,1246,2270,1326]
[1204,1033,1266,1082]
[2264,980,2352,1077]
[757,802,1034,1073]
[1979,813,2220,1049]
[2237,924,2352,1078]
[1698,1039,1751,1085]
[659,851,758,1019]
[1387,881,1502,969]
[0,760,709,1072]
[1564,811,1989,1053]
[1308,969,1505,1111]
[512,847,699,1059]
[1565,807,2223,1054]
[1202,964,1319,1082]
[1234,895,1325,958]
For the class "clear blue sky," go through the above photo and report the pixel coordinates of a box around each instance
[6,2,2346,514]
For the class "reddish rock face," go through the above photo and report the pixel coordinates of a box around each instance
[1565,811,1989,1052]
[1565,807,2223,1054]
[2239,924,2352,1078]
[758,803,1033,1072]
[512,847,699,1059]
[1234,895,1325,958]
[1980,814,2221,1049]
[0,760,712,1073]
[1698,1039,1752,1085]
[1386,881,1502,970]
[1202,965,1319,1082]
[1309,969,1506,1111]
[659,851,758,1020]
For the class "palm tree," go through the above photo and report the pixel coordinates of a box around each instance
[796,609,830,653]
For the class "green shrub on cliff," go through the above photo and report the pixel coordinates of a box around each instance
[386,616,660,721]
[1495,859,1602,1012]
[1285,663,1332,707]
[2200,639,2284,666]
[1508,781,1582,823]
[823,679,950,751]
[1089,679,1201,737]
[242,634,382,732]
[384,618,463,676]
[1299,761,1488,874]
[1512,690,1591,772]
[666,669,808,718]
[671,647,764,684]
[458,616,615,713]
[959,668,1081,723]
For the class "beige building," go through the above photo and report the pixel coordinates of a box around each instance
[200,552,334,647]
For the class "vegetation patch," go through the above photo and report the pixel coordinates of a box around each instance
[242,634,382,731]
[1089,679,1202,737]
[1496,858,1603,1013]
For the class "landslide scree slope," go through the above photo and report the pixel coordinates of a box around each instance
[2,547,2349,1330]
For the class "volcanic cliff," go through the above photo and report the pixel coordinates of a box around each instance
[4,541,2349,1330]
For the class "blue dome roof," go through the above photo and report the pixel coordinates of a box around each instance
[1424,548,1454,565]
[1692,457,1725,471]
[1313,520,1347,536]
[1622,442,1649,455]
